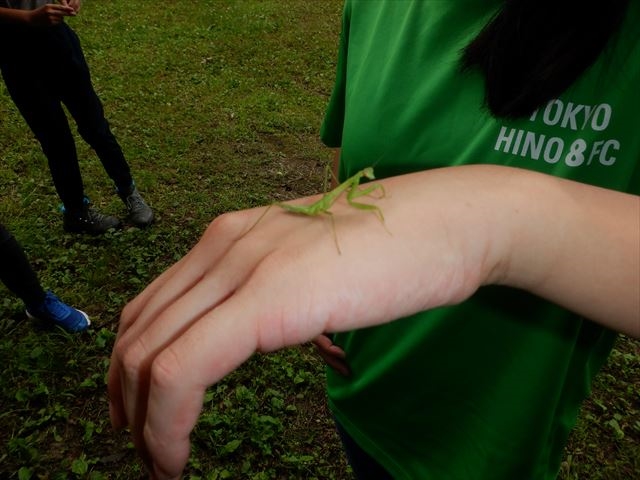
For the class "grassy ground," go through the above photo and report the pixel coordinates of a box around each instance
[0,1,638,479]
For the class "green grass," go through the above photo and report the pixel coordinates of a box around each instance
[0,1,638,479]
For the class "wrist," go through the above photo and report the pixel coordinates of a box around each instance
[24,10,36,25]
[479,167,562,290]
[418,165,555,293]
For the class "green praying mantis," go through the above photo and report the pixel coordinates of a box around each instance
[245,166,388,254]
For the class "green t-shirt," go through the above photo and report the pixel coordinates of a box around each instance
[320,1,640,479]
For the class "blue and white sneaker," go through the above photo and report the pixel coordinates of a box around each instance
[26,291,91,333]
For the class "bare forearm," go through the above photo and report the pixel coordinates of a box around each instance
[489,168,639,336]
[358,165,638,337]
[0,7,29,24]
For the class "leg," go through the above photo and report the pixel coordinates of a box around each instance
[325,211,342,254]
[1,27,122,234]
[1,61,86,212]
[0,222,90,332]
[346,183,386,223]
[55,24,133,192]
[0,223,46,307]
[55,25,153,227]
[349,182,386,202]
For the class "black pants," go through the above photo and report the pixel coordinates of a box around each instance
[334,419,394,479]
[0,222,45,307]
[0,22,132,212]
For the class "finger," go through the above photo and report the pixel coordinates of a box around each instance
[107,358,127,429]
[47,13,71,24]
[135,200,324,342]
[116,219,273,367]
[117,265,242,432]
[114,209,340,475]
[116,231,282,459]
[141,253,329,477]
[49,4,75,15]
[109,254,196,431]
[110,212,265,434]
[143,301,261,478]
[316,349,350,376]
[312,334,350,375]
[116,252,193,337]
[108,257,193,427]
[312,334,343,355]
[116,216,244,340]
[318,347,351,377]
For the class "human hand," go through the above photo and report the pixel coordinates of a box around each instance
[28,3,75,26]
[312,334,350,376]
[108,167,496,479]
[59,0,82,14]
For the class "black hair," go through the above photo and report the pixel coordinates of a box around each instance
[461,0,630,118]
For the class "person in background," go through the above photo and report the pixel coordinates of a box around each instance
[0,1,153,234]
[107,1,639,479]
[0,222,89,332]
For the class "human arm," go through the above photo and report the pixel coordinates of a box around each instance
[108,164,639,479]
[0,3,75,26]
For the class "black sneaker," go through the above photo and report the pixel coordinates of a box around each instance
[121,187,154,227]
[63,205,121,235]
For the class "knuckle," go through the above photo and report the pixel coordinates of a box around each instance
[254,249,283,271]
[149,347,182,392]
[206,210,251,238]
[117,336,150,381]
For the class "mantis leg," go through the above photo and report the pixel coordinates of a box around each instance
[324,211,342,255]
[346,183,386,223]
[352,183,386,200]
[243,203,275,236]
[345,200,385,223]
